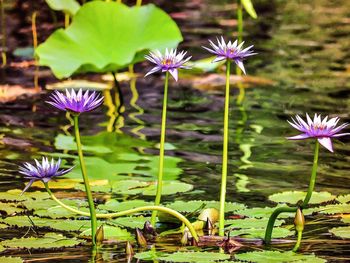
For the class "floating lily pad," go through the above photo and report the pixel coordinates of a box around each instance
[98,200,153,213]
[236,206,295,219]
[312,204,350,215]
[0,233,81,249]
[229,227,292,239]
[269,191,335,205]
[158,251,230,263]
[81,225,133,241]
[76,180,193,196]
[0,246,4,253]
[22,198,87,211]
[0,257,23,263]
[0,202,24,215]
[109,216,151,229]
[225,217,285,229]
[34,206,91,219]
[0,223,8,229]
[45,0,80,16]
[235,251,326,263]
[166,200,246,213]
[329,226,350,239]
[36,2,182,78]
[0,190,49,202]
[13,47,34,59]
[1,216,90,232]
[134,250,165,261]
[337,194,350,204]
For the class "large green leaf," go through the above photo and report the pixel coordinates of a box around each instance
[0,233,82,249]
[45,0,80,16]
[81,225,133,241]
[229,227,292,239]
[235,251,326,263]
[36,2,182,78]
[330,226,350,239]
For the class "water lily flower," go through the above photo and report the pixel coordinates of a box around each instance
[19,157,74,194]
[287,113,350,152]
[144,48,191,81]
[46,89,103,114]
[203,36,257,74]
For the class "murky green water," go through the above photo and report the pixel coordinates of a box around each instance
[1,0,350,262]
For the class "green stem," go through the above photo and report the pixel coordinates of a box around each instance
[44,184,199,241]
[237,0,243,44]
[73,115,97,246]
[219,60,231,236]
[151,71,169,226]
[136,0,142,6]
[1,0,6,67]
[293,230,303,252]
[264,140,320,244]
[302,140,319,207]
[264,206,298,244]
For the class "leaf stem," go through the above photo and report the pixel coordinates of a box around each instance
[44,183,199,241]
[151,71,169,226]
[219,60,231,236]
[73,115,98,246]
[264,141,320,244]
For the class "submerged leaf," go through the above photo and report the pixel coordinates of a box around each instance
[0,233,82,249]
[36,2,182,78]
[158,251,230,263]
[268,191,335,205]
[235,251,326,263]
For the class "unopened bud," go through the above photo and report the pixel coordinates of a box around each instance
[143,221,157,236]
[294,208,305,232]
[125,241,134,255]
[181,230,189,245]
[135,228,147,247]
[95,225,104,246]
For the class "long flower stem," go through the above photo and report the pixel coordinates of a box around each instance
[219,60,231,236]
[73,115,98,246]
[302,140,319,206]
[136,0,142,6]
[237,0,243,44]
[44,183,199,241]
[1,0,6,67]
[264,141,320,244]
[151,71,169,226]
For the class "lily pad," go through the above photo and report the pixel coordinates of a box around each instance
[312,204,350,215]
[158,251,230,263]
[45,0,80,16]
[268,191,335,205]
[225,217,285,229]
[134,250,165,261]
[166,200,246,213]
[98,200,153,212]
[0,233,81,249]
[0,202,24,215]
[81,225,133,241]
[329,226,350,239]
[235,251,326,263]
[229,227,292,239]
[109,216,152,229]
[0,257,23,263]
[337,194,350,204]
[0,190,50,202]
[1,216,90,232]
[36,2,182,78]
[236,206,295,219]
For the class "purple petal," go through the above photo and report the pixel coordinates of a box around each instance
[332,133,350,138]
[235,60,246,75]
[287,134,311,140]
[21,179,35,195]
[318,137,334,152]
[168,69,178,81]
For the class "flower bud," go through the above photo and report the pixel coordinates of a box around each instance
[135,227,147,247]
[294,208,305,232]
[95,225,104,246]
[125,241,134,255]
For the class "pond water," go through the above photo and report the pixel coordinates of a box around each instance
[1,0,350,262]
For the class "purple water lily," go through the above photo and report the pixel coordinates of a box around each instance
[47,89,103,114]
[203,36,257,74]
[19,157,74,194]
[287,113,350,152]
[145,48,191,81]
